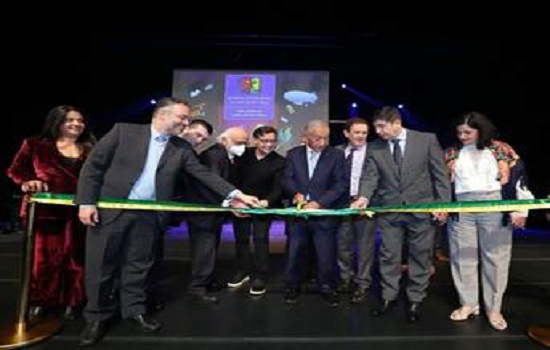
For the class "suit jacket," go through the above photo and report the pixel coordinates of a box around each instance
[358,129,451,206]
[336,143,368,197]
[75,123,235,224]
[182,143,237,205]
[7,137,87,219]
[282,145,348,209]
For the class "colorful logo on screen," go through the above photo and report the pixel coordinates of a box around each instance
[240,77,261,93]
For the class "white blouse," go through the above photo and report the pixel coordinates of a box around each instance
[454,145,501,194]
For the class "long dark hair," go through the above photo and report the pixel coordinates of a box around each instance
[451,111,497,150]
[38,105,96,154]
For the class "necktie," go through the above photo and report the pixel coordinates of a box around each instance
[155,135,169,143]
[308,151,318,179]
[391,139,402,167]
[346,147,356,172]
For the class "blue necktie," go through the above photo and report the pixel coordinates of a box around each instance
[155,135,169,143]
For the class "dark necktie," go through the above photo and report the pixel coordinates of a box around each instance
[346,147,356,172]
[391,139,402,167]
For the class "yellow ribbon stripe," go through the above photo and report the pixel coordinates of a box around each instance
[29,193,550,217]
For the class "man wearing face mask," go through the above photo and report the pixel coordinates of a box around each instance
[183,126,249,303]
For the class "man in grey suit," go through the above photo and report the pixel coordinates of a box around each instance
[75,97,259,346]
[351,106,451,322]
[335,118,376,304]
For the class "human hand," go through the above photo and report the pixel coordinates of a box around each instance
[432,212,448,225]
[292,193,306,206]
[234,193,261,208]
[78,205,99,226]
[350,197,369,209]
[230,199,252,217]
[303,201,321,209]
[510,212,527,229]
[21,180,48,193]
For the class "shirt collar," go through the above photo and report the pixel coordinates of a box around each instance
[151,126,169,143]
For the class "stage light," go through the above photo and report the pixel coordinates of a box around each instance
[150,99,157,105]
[397,104,404,109]
[351,102,357,108]
[341,83,347,89]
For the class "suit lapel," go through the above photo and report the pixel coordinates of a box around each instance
[157,138,176,170]
[381,141,400,179]
[298,147,310,183]
[133,126,151,170]
[400,131,416,180]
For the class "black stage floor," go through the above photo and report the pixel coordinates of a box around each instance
[1,222,549,350]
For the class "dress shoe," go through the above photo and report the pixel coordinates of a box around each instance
[320,291,339,307]
[129,314,162,333]
[336,280,353,293]
[350,288,368,304]
[206,280,227,292]
[283,288,300,304]
[79,320,106,347]
[187,289,219,303]
[371,299,397,317]
[63,305,79,321]
[27,306,44,322]
[147,297,166,312]
[406,302,422,323]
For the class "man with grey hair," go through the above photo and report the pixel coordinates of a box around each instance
[282,119,348,307]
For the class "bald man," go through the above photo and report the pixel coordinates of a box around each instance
[183,126,249,303]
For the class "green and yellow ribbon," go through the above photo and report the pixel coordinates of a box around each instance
[29,193,550,217]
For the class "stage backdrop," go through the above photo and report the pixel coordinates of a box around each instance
[172,69,329,155]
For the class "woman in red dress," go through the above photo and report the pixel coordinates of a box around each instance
[6,105,95,321]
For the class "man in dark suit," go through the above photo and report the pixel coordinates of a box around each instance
[75,98,259,347]
[282,120,348,307]
[183,126,249,303]
[351,106,451,322]
[335,118,376,304]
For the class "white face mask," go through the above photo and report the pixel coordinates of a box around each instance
[229,144,246,157]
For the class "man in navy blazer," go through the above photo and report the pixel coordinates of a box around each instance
[75,97,259,346]
[282,120,348,307]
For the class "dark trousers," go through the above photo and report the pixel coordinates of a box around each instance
[284,217,338,292]
[84,210,159,321]
[336,215,376,289]
[232,216,273,281]
[186,213,224,291]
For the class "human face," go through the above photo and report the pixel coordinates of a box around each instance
[182,124,209,147]
[255,132,278,156]
[456,123,479,146]
[373,119,402,140]
[59,111,85,138]
[157,104,191,136]
[305,126,329,152]
[344,123,368,147]
[228,130,249,148]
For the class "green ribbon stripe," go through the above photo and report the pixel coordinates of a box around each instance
[29,193,550,217]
